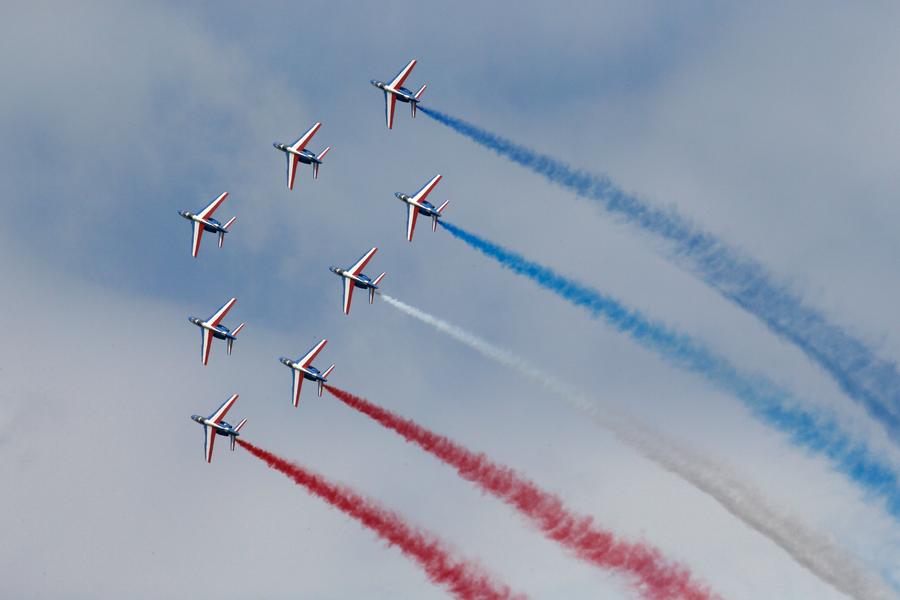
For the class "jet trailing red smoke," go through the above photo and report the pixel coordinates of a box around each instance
[237,439,524,600]
[325,386,718,600]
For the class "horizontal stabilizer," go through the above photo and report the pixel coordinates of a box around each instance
[231,323,245,337]
[317,146,331,161]
[414,83,427,100]
[235,418,247,433]
[436,200,449,214]
[322,364,335,379]
[223,216,237,230]
[372,272,386,287]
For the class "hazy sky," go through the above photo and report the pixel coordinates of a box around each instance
[2,1,899,598]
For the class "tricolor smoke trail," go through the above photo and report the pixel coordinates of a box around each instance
[419,105,900,444]
[237,439,522,600]
[380,293,895,600]
[438,219,900,522]
[325,386,718,600]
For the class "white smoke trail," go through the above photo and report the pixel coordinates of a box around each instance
[381,293,895,600]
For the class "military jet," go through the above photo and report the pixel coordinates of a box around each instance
[370,59,427,129]
[279,339,335,407]
[178,192,235,258]
[191,394,247,463]
[273,122,330,190]
[188,297,244,365]
[329,247,385,315]
[395,174,449,241]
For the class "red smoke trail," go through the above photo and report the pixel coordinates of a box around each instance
[325,386,718,600]
[237,439,523,600]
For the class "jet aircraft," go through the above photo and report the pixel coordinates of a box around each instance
[329,247,386,315]
[395,174,449,241]
[279,339,335,406]
[191,393,246,463]
[179,192,235,258]
[370,59,427,129]
[188,297,245,365]
[273,122,330,190]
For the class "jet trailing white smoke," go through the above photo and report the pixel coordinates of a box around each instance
[380,293,895,600]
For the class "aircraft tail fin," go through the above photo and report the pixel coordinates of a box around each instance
[227,338,234,355]
[313,147,331,180]
[218,231,225,248]
[317,380,324,397]
[433,200,450,231]
[322,364,335,379]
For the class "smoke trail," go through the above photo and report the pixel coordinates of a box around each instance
[380,293,897,600]
[237,439,523,600]
[419,105,900,443]
[438,219,900,522]
[326,385,718,600]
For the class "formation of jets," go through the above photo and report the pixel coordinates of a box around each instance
[183,60,438,462]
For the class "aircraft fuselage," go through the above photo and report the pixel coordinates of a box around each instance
[329,267,379,291]
[370,80,416,103]
[273,144,321,164]
[280,358,327,383]
[191,415,240,437]
[395,193,440,217]
[188,318,236,340]
[179,211,229,234]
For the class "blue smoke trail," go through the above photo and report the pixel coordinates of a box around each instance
[439,219,900,519]
[420,105,900,443]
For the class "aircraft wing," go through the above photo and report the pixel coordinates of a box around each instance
[292,369,303,407]
[406,202,419,242]
[191,221,204,258]
[198,192,229,220]
[389,59,417,90]
[297,339,327,369]
[204,425,216,463]
[347,247,378,276]
[290,122,321,152]
[207,297,237,327]
[384,91,396,129]
[286,152,300,190]
[209,393,239,424]
[201,328,213,365]
[342,276,355,315]
[412,174,442,203]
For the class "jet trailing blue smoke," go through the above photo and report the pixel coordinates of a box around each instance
[420,105,900,444]
[439,219,900,519]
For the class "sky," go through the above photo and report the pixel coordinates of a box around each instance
[1,1,899,598]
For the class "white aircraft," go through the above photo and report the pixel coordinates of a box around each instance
[191,394,247,463]
[273,122,331,190]
[329,247,386,315]
[179,192,236,258]
[188,297,245,366]
[370,59,427,129]
[279,339,335,407]
[394,174,449,241]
